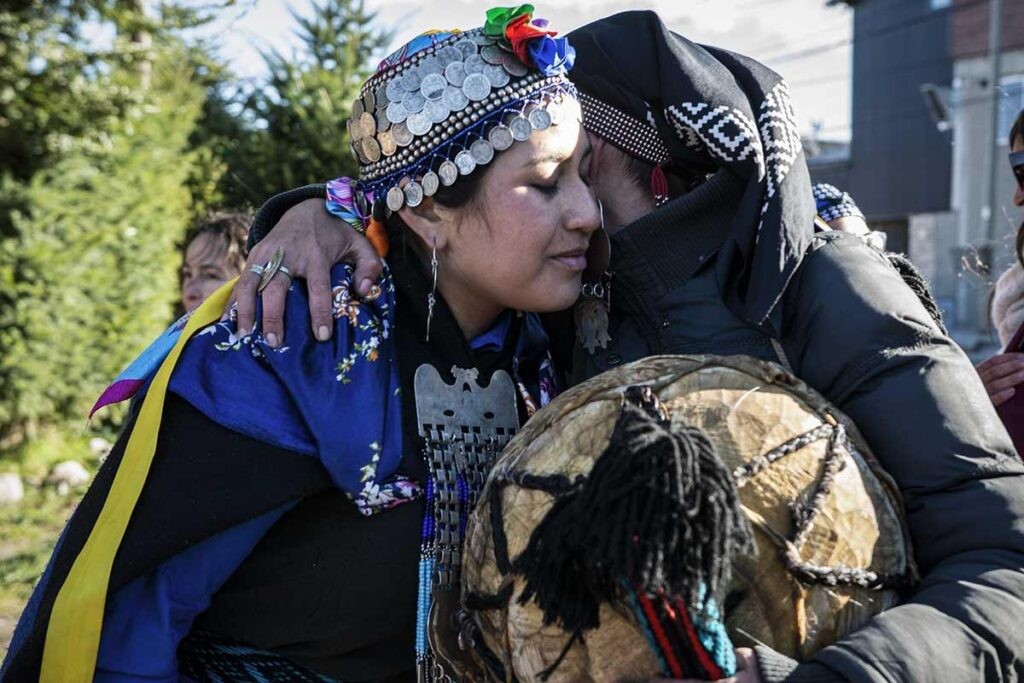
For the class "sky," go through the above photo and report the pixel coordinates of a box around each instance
[202,0,853,140]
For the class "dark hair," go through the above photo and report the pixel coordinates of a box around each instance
[384,160,493,257]
[618,151,708,201]
[181,211,251,281]
[1010,108,1024,149]
[1010,108,1024,268]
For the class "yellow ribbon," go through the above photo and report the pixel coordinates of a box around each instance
[40,280,237,682]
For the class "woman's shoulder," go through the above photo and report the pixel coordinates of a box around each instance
[167,265,399,456]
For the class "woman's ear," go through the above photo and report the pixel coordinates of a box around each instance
[398,197,450,251]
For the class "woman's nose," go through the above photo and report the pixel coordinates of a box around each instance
[567,185,601,235]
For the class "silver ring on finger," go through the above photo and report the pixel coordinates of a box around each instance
[257,248,286,293]
[247,264,266,277]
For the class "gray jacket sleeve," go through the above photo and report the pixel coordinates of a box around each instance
[773,232,1024,682]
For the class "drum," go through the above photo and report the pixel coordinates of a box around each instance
[458,355,914,682]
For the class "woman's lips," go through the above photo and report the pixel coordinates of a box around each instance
[552,249,587,271]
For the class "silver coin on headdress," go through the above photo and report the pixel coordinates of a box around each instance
[348,119,363,142]
[352,97,365,120]
[376,110,391,133]
[470,138,495,165]
[442,85,469,112]
[420,72,447,101]
[386,100,409,124]
[488,124,514,151]
[360,111,377,139]
[392,121,414,147]
[362,89,376,115]
[471,33,494,46]
[407,111,432,136]
[349,142,360,161]
[454,38,477,59]
[419,55,443,76]
[437,45,462,67]
[483,63,510,89]
[401,67,423,92]
[455,149,477,176]
[438,160,459,186]
[421,170,440,196]
[464,53,485,75]
[425,97,450,124]
[386,185,405,212]
[402,90,426,114]
[501,53,528,77]
[378,130,398,157]
[480,45,504,65]
[386,77,406,103]
[509,115,533,141]
[354,139,370,164]
[363,136,382,163]
[463,72,491,102]
[528,108,552,132]
[404,181,424,208]
[375,82,388,105]
[444,61,467,87]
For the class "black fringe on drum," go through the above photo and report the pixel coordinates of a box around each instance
[513,385,752,635]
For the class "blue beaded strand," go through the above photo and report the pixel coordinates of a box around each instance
[415,475,438,660]
[456,474,469,538]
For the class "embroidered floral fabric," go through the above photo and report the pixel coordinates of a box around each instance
[168,264,416,516]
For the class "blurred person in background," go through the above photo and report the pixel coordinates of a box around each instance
[814,182,947,333]
[179,211,250,314]
[977,109,1024,447]
[813,182,887,251]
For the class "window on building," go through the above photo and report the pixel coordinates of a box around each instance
[930,0,951,9]
[997,76,1024,144]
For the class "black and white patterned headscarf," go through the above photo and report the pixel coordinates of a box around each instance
[567,11,815,333]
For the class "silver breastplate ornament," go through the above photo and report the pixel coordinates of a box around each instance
[413,364,520,682]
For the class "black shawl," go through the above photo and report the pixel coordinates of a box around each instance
[567,11,815,334]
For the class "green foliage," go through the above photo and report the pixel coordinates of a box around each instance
[0,3,207,444]
[211,0,392,207]
[0,0,391,447]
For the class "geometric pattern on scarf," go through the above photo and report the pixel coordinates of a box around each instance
[565,11,816,330]
[666,79,802,205]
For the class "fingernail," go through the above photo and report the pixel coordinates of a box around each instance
[317,325,330,341]
[360,278,373,295]
[266,332,279,347]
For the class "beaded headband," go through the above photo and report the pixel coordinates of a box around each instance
[578,92,671,166]
[331,6,578,229]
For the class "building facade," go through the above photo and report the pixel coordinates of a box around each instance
[809,0,1024,347]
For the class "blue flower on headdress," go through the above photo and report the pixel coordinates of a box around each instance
[527,35,575,76]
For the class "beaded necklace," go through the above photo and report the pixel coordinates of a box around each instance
[412,361,550,682]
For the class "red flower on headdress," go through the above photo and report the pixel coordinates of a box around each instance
[505,14,558,66]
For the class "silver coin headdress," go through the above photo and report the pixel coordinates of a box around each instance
[327,6,578,230]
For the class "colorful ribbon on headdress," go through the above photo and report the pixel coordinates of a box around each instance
[326,177,389,258]
[485,5,575,76]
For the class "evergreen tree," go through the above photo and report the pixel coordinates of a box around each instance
[215,0,392,207]
[0,2,211,446]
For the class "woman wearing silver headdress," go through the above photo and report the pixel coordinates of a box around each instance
[1,8,599,682]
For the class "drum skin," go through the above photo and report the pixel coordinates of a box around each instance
[460,355,914,682]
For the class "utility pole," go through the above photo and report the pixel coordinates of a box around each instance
[983,0,1004,326]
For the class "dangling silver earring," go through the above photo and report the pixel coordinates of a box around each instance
[575,200,613,354]
[426,237,438,342]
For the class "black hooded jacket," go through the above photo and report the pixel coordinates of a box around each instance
[583,168,1024,682]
